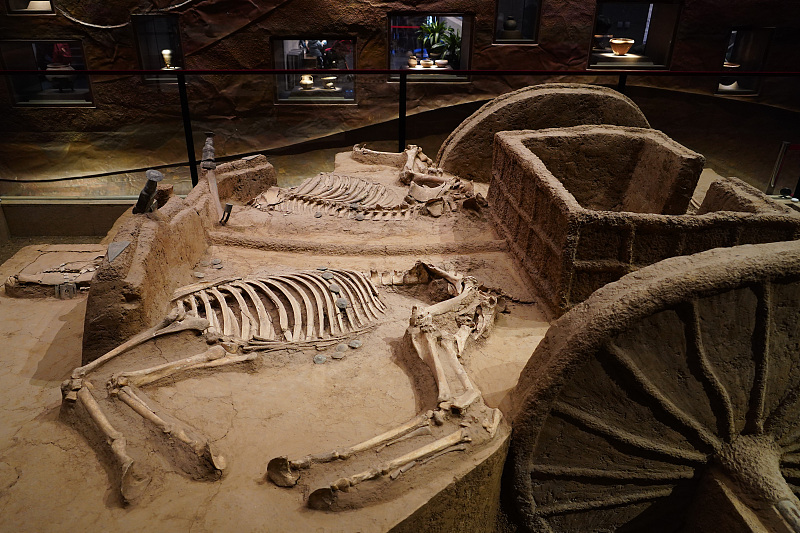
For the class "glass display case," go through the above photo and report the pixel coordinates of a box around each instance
[389,14,471,81]
[5,0,53,14]
[132,14,184,83]
[589,1,680,69]
[273,37,355,103]
[717,28,772,95]
[0,40,93,106]
[494,0,540,43]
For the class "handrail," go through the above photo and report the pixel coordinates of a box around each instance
[2,68,797,188]
[1,68,797,76]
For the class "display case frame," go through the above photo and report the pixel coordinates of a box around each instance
[492,0,541,44]
[5,0,54,15]
[272,36,357,104]
[0,39,94,107]
[588,0,681,70]
[716,27,773,96]
[131,14,185,84]
[388,12,473,82]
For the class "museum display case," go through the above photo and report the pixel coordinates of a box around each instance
[389,14,471,81]
[717,28,772,96]
[589,1,680,69]
[273,37,355,103]
[132,14,184,83]
[4,0,52,14]
[494,0,540,43]
[0,39,93,106]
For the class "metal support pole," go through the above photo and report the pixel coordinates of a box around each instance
[177,72,199,187]
[398,72,407,153]
[617,73,628,94]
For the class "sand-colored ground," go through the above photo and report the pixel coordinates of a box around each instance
[0,150,551,532]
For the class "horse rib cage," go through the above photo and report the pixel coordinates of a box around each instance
[251,173,419,221]
[172,269,386,342]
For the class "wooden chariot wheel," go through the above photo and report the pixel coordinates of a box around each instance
[510,241,800,532]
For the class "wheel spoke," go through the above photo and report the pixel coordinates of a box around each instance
[534,487,675,517]
[746,282,771,435]
[684,299,736,442]
[553,401,707,464]
[604,342,722,452]
[530,464,695,481]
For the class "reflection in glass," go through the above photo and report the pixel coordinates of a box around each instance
[717,28,772,95]
[273,38,355,103]
[0,40,93,106]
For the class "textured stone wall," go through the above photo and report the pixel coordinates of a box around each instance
[488,127,800,317]
[1,0,798,182]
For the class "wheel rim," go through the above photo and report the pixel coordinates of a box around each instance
[510,242,800,532]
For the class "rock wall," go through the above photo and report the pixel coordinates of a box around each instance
[1,0,798,181]
[81,156,275,363]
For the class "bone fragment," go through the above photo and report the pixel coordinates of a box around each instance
[419,262,464,294]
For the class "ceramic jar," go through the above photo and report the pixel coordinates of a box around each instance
[300,74,314,90]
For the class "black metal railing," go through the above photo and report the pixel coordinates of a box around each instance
[1,68,797,188]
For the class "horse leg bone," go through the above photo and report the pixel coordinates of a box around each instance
[410,322,452,406]
[416,281,478,320]
[74,386,151,503]
[439,334,481,412]
[307,428,471,510]
[266,412,432,487]
[109,344,249,389]
[419,262,464,294]
[114,385,226,479]
[375,425,432,453]
[72,310,209,379]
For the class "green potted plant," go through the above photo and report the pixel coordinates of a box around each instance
[440,28,461,67]
[417,20,449,58]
